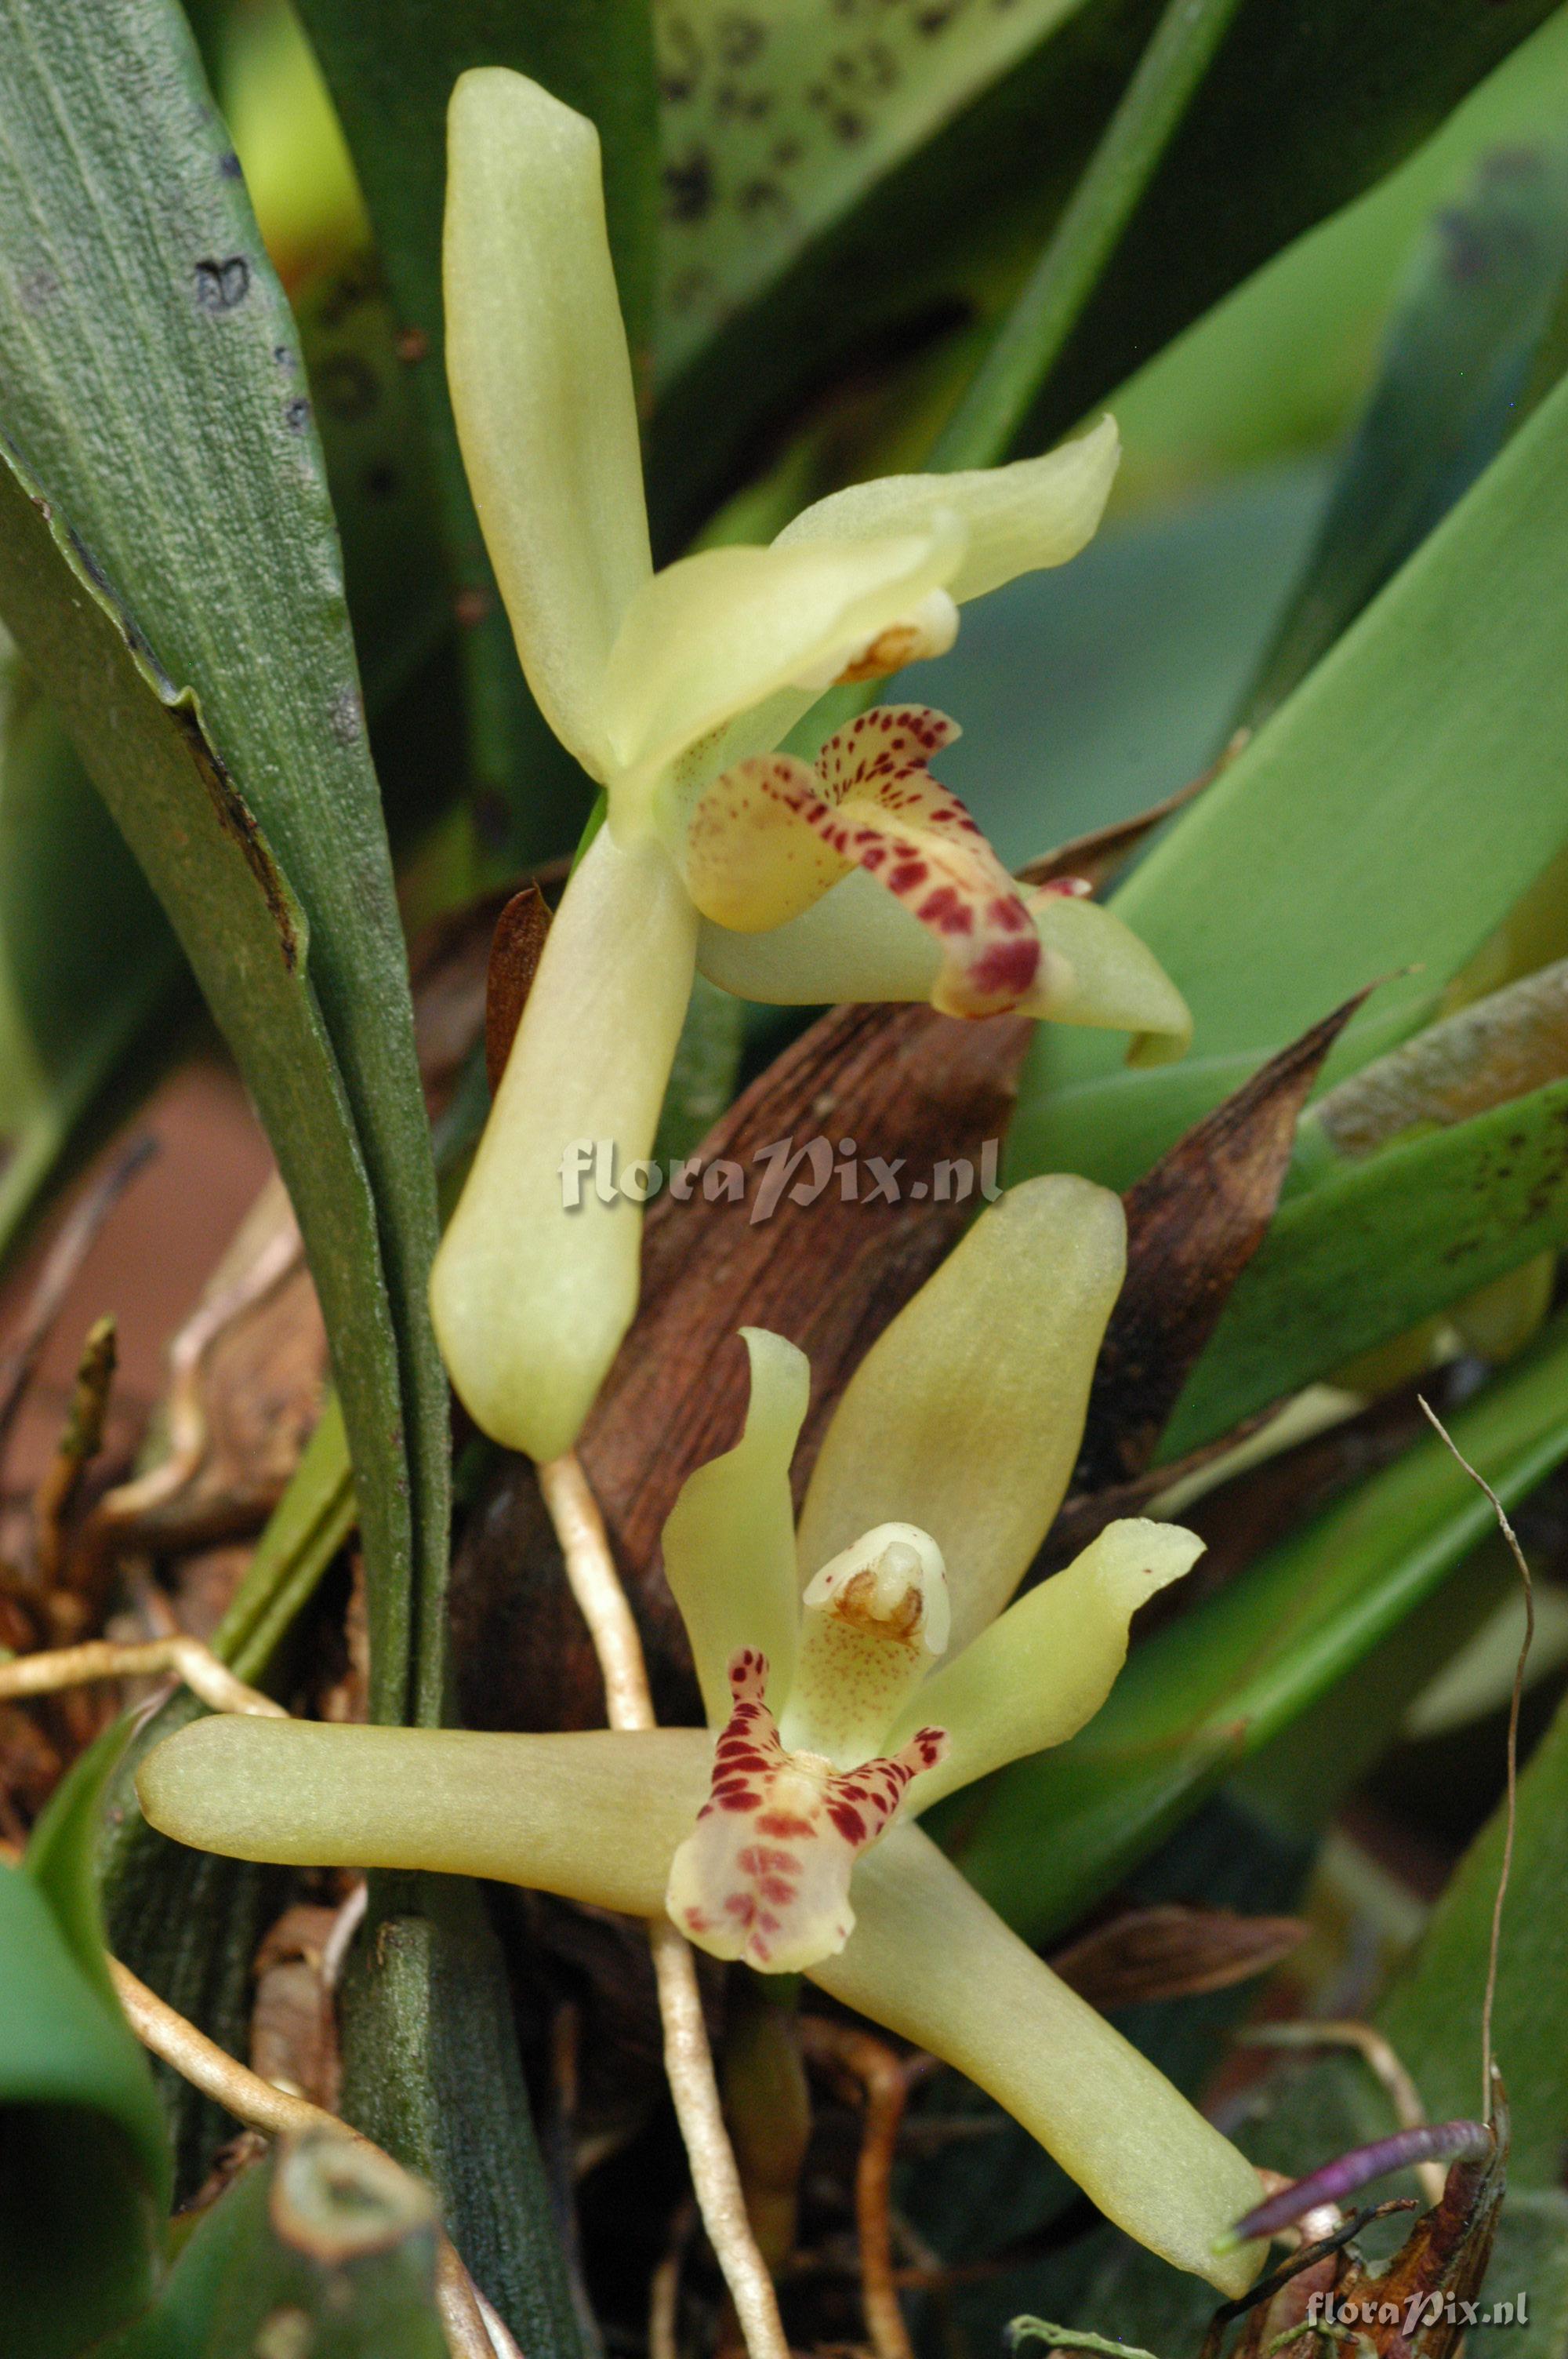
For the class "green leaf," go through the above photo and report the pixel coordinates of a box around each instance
[930,0,1249,471]
[339,1872,584,2359]
[1378,1682,1568,2188]
[648,0,1558,545]
[0,650,183,1267]
[292,0,657,863]
[0,1863,170,2359]
[653,0,1091,389]
[0,0,447,1728]
[1008,365,1568,1194]
[1160,1073,1568,1459]
[292,251,448,718]
[906,461,1327,871]
[100,2132,449,2359]
[26,1715,141,2015]
[0,429,427,1741]
[1240,142,1568,728]
[941,1314,1568,1945]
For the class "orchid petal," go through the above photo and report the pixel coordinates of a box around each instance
[139,1718,708,1917]
[888,1519,1204,1807]
[662,1329,810,1725]
[666,1650,946,1973]
[445,69,650,780]
[798,1177,1126,1655]
[601,519,966,804]
[776,416,1120,605]
[810,1821,1265,2295]
[430,828,696,1460]
[1029,889,1193,1063]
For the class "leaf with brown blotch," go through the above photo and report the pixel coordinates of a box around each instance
[1049,1904,1307,2012]
[1073,986,1377,1493]
[449,999,1030,1734]
[484,883,553,1099]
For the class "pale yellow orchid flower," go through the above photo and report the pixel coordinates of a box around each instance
[143,1178,1261,2293]
[426,68,1192,1462]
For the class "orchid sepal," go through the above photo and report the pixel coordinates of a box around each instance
[429,827,697,1462]
[799,1175,1128,1656]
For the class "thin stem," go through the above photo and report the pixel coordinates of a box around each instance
[1417,1397,1534,2120]
[801,2017,919,2359]
[931,0,1247,471]
[538,1449,790,2359]
[107,1957,505,2359]
[0,1634,287,1718]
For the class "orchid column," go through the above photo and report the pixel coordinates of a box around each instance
[428,69,1192,1462]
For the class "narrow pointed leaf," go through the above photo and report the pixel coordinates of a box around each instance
[0,0,447,1723]
[1011,367,1568,1194]
[1240,141,1568,729]
[650,0,1559,545]
[1163,1070,1568,1459]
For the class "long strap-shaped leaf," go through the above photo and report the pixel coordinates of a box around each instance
[0,0,447,1728]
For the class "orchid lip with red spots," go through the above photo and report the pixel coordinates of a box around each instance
[667,1648,947,1972]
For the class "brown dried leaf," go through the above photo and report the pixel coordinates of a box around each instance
[485,883,553,1098]
[1074,987,1375,1492]
[452,1000,1029,1732]
[1050,1904,1307,2010]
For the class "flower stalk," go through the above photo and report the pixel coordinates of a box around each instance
[539,1448,791,2359]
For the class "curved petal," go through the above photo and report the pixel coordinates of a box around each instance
[445,70,651,780]
[809,1822,1265,2295]
[139,1719,708,1917]
[1029,890,1193,1063]
[601,519,965,804]
[430,828,697,1460]
[662,1328,810,1725]
[776,416,1120,605]
[887,1519,1203,1806]
[797,1176,1126,1655]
